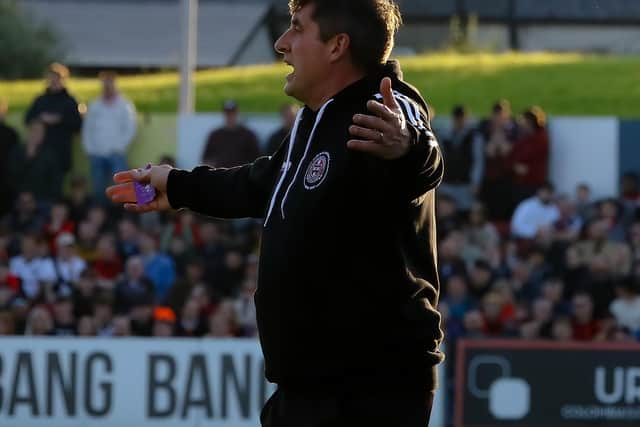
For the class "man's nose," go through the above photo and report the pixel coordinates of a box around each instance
[274,31,290,54]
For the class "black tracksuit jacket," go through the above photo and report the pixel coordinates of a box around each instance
[167,61,445,392]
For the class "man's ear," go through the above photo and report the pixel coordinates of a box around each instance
[328,33,351,63]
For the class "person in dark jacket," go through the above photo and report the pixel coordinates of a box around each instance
[24,63,82,175]
[108,1,444,425]
[7,120,63,203]
[0,99,20,217]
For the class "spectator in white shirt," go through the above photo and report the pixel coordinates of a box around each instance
[53,232,87,286]
[609,277,640,334]
[82,71,137,202]
[9,234,57,301]
[511,182,560,239]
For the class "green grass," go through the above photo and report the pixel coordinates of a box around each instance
[2,52,639,117]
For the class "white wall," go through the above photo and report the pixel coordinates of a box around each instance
[519,25,640,54]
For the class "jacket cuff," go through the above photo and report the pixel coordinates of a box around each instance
[166,169,192,210]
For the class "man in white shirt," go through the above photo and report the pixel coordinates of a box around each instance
[9,234,57,301]
[610,278,640,335]
[511,182,560,239]
[53,232,87,286]
[82,71,137,201]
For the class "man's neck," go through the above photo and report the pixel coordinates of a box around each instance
[306,67,366,111]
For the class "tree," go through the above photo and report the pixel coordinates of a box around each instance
[0,0,64,79]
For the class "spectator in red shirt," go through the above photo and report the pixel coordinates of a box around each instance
[510,106,550,204]
[43,201,75,256]
[571,292,600,340]
[93,234,123,289]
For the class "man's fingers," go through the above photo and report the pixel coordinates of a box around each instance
[347,139,386,156]
[366,100,397,120]
[349,125,384,142]
[352,113,391,132]
[113,168,151,184]
[380,77,399,110]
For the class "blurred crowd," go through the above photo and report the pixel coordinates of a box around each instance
[1,62,640,350]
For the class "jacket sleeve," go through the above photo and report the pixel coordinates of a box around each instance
[388,103,444,203]
[166,142,287,219]
[62,96,82,132]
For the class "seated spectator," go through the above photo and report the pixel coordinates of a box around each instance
[574,183,595,222]
[116,217,140,259]
[7,192,46,235]
[511,183,560,240]
[0,309,15,335]
[438,231,468,284]
[43,201,76,256]
[233,278,258,337]
[111,315,132,337]
[51,289,76,336]
[65,175,94,224]
[621,172,640,204]
[553,195,583,242]
[465,202,500,254]
[7,120,63,203]
[130,303,153,337]
[207,299,238,338]
[436,194,463,240]
[53,232,87,287]
[77,315,97,336]
[540,277,571,316]
[597,198,628,243]
[176,297,206,337]
[265,103,300,156]
[550,316,573,341]
[570,292,600,341]
[442,275,474,323]
[439,105,484,211]
[94,292,115,336]
[609,277,640,335]
[93,234,123,289]
[160,210,202,254]
[165,258,206,313]
[152,306,177,337]
[201,100,260,168]
[510,106,549,204]
[9,233,57,301]
[462,309,486,339]
[25,305,54,336]
[114,256,154,314]
[73,268,98,318]
[138,231,176,303]
[76,220,100,263]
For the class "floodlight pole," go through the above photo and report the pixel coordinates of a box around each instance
[179,0,198,114]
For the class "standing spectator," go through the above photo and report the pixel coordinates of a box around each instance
[24,63,82,177]
[511,183,560,240]
[510,106,550,204]
[9,234,57,301]
[0,99,20,217]
[82,72,137,202]
[201,100,260,168]
[440,105,484,211]
[7,120,63,203]
[478,100,518,221]
[265,103,300,155]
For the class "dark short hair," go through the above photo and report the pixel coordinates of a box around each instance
[492,99,511,115]
[288,0,402,72]
[452,105,466,118]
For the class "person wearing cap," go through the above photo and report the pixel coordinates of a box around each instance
[152,306,176,337]
[53,232,87,287]
[439,105,484,211]
[201,100,261,168]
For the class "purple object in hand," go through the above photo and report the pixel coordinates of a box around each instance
[134,164,156,205]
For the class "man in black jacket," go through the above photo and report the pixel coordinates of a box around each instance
[25,63,82,175]
[109,1,444,425]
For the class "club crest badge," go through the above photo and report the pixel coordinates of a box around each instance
[304,152,330,190]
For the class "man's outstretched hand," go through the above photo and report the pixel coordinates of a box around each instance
[106,164,173,213]
[347,77,412,160]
